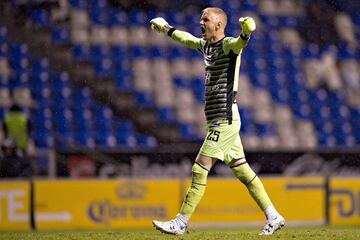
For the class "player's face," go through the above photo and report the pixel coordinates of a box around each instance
[200,10,217,41]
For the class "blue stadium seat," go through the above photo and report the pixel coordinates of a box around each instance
[338,44,356,59]
[279,16,298,28]
[10,57,30,73]
[192,77,205,103]
[73,44,91,61]
[54,131,75,149]
[109,9,127,26]
[76,131,96,147]
[158,107,177,123]
[174,77,191,89]
[33,58,50,74]
[91,10,109,26]
[96,131,117,147]
[115,74,133,91]
[137,134,158,148]
[52,27,70,45]
[179,123,199,140]
[0,26,7,43]
[91,45,112,59]
[12,72,30,88]
[69,0,88,9]
[31,9,50,27]
[131,46,148,58]
[112,46,129,61]
[33,131,54,148]
[128,10,148,27]
[0,42,8,57]
[10,43,29,60]
[303,44,320,59]
[0,75,9,88]
[256,123,275,136]
[136,91,155,108]
[166,11,186,25]
[94,58,113,77]
[0,107,7,119]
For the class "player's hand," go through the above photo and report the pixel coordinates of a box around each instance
[150,17,172,34]
[239,17,256,35]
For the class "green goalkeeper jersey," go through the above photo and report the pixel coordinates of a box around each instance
[170,30,249,123]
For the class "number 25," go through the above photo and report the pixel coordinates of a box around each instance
[207,129,220,142]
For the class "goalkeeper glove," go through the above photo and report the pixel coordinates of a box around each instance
[150,17,173,35]
[239,16,256,37]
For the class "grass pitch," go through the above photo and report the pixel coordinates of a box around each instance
[0,227,359,240]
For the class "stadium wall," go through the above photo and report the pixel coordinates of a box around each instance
[0,177,359,230]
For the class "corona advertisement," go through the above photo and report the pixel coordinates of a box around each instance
[35,179,181,230]
[2,177,360,230]
[330,177,360,225]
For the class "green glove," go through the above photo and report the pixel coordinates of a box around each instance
[150,17,173,34]
[239,16,256,36]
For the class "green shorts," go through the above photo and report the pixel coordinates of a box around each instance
[199,120,245,165]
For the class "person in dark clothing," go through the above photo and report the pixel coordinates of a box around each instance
[0,138,31,177]
[299,0,341,45]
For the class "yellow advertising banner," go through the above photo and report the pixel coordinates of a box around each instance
[35,179,181,230]
[190,177,325,226]
[330,178,360,225]
[0,181,30,231]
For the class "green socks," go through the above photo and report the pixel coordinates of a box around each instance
[179,162,209,217]
[178,161,273,222]
[231,162,272,211]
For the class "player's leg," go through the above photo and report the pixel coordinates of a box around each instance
[229,158,285,235]
[177,154,216,223]
[224,120,285,235]
[152,154,217,235]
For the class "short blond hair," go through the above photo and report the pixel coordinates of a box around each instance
[203,7,227,28]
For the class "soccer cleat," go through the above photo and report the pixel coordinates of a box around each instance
[259,214,285,235]
[152,219,186,235]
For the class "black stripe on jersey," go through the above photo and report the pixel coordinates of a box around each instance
[205,69,228,76]
[206,108,227,114]
[206,112,227,121]
[205,98,227,104]
[205,63,230,71]
[226,50,238,124]
[213,57,230,65]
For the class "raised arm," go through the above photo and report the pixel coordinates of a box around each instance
[223,16,256,55]
[150,17,202,50]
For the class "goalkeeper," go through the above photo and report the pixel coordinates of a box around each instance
[150,7,285,235]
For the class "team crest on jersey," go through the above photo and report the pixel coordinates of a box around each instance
[211,84,220,92]
[211,51,218,58]
[205,73,211,84]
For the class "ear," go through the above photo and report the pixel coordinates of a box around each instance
[215,22,221,31]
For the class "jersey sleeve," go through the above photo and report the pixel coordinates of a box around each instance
[171,29,204,52]
[223,35,250,55]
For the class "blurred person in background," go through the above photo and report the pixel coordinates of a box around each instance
[299,0,341,45]
[2,104,31,156]
[0,138,31,177]
[150,7,284,236]
[12,0,59,25]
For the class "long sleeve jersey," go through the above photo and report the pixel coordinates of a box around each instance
[170,29,249,124]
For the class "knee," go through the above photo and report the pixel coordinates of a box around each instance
[191,162,210,183]
[231,161,257,185]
